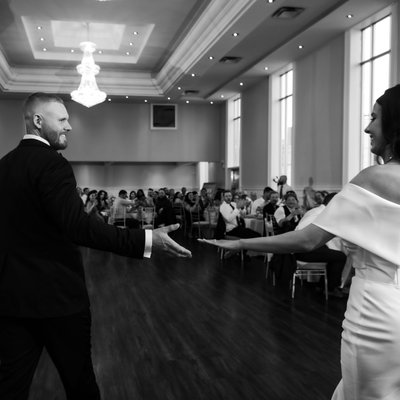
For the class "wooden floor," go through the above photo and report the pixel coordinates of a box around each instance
[29,230,347,400]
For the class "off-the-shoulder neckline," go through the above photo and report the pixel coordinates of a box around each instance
[347,182,400,207]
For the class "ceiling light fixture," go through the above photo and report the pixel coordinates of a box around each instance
[208,56,214,60]
[232,32,239,37]
[70,41,107,108]
[346,14,353,19]
[298,45,304,49]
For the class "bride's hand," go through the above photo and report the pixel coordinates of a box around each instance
[198,238,242,251]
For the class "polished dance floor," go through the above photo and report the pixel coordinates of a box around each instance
[29,230,347,400]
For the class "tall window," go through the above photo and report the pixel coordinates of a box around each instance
[279,70,293,185]
[360,15,391,168]
[227,96,241,168]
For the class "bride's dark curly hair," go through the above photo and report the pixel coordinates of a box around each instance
[377,84,400,159]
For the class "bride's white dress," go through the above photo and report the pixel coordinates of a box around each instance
[313,183,400,400]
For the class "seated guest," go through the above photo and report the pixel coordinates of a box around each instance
[147,188,155,207]
[199,188,211,211]
[81,187,89,204]
[96,190,109,212]
[113,189,140,229]
[251,186,273,215]
[84,190,98,215]
[220,190,260,239]
[313,191,325,207]
[129,190,137,202]
[136,189,152,208]
[173,191,183,204]
[263,190,279,218]
[295,193,347,298]
[274,192,303,234]
[184,192,200,213]
[155,188,175,227]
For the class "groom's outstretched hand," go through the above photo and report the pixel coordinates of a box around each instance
[152,224,192,258]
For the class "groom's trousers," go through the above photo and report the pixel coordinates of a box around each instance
[0,309,100,400]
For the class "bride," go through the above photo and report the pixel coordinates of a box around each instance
[200,84,400,399]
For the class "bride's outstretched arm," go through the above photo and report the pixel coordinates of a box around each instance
[199,224,334,254]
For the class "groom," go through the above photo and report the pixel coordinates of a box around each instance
[0,93,191,400]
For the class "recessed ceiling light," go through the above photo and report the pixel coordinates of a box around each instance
[133,31,138,35]
[167,97,171,100]
[144,99,148,103]
[239,82,244,86]
[191,73,196,77]
[129,42,133,46]
[125,96,129,99]
[108,98,111,102]
[70,49,74,53]
[298,45,304,49]
[264,66,269,70]
[42,48,47,52]
[208,56,214,60]
[98,50,103,54]
[40,37,45,42]
[37,26,42,30]
[177,87,182,90]
[126,51,130,55]
[186,100,190,104]
[267,0,275,3]
[210,101,214,104]
[232,32,239,37]
[346,14,353,19]
[220,94,224,98]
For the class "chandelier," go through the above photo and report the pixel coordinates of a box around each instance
[71,41,107,108]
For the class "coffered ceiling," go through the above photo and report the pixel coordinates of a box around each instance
[0,0,393,104]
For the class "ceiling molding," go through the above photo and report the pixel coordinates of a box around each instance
[0,49,162,96]
[156,0,257,93]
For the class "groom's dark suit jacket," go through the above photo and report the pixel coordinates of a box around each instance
[0,139,145,318]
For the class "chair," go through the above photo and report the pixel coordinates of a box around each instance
[203,206,219,238]
[108,205,126,228]
[141,207,155,229]
[263,218,276,285]
[215,212,244,268]
[173,203,186,233]
[292,260,328,300]
[189,208,210,238]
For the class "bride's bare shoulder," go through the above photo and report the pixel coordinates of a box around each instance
[350,164,400,204]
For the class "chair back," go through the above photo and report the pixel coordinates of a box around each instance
[264,217,275,237]
[214,212,227,239]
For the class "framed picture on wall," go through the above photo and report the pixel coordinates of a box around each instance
[151,104,177,129]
